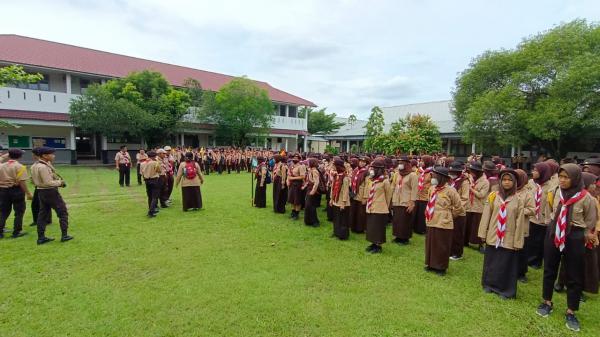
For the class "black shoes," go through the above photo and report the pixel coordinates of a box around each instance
[369,245,382,254]
[61,235,74,242]
[393,237,409,245]
[565,313,580,332]
[536,302,553,318]
[37,237,55,245]
[518,276,528,284]
[12,232,27,238]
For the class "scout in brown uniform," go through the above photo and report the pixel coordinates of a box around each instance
[175,152,204,211]
[272,155,288,214]
[254,157,268,208]
[115,145,132,187]
[365,159,392,254]
[349,156,369,233]
[0,149,32,238]
[391,156,418,245]
[303,158,320,227]
[135,149,148,185]
[30,147,73,244]
[414,155,434,235]
[424,166,464,275]
[448,161,469,260]
[287,154,306,220]
[483,161,500,193]
[29,148,52,227]
[514,169,536,283]
[141,151,162,217]
[330,158,350,239]
[157,149,173,208]
[526,162,553,269]
[478,169,526,298]
[537,164,598,332]
[465,161,490,253]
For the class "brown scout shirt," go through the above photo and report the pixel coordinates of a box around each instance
[516,187,536,237]
[452,179,470,217]
[466,175,490,213]
[0,160,29,188]
[332,176,351,208]
[391,171,418,207]
[365,178,392,214]
[478,193,526,250]
[175,161,204,187]
[550,190,598,230]
[306,168,320,195]
[115,151,131,165]
[425,185,464,230]
[30,160,63,189]
[141,159,161,179]
[528,179,554,225]
[416,171,432,201]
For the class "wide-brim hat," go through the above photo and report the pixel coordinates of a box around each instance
[448,161,465,173]
[371,159,385,168]
[467,161,483,172]
[432,166,450,178]
[483,161,497,172]
[37,147,56,155]
[398,156,410,162]
[583,158,600,166]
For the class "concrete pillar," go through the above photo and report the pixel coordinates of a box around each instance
[285,105,289,117]
[511,145,516,157]
[446,139,451,154]
[65,74,72,94]
[180,133,185,147]
[101,136,108,164]
[69,128,77,164]
[285,138,289,151]
[347,140,351,153]
[264,138,268,149]
[303,135,307,153]
[212,138,216,147]
[471,143,476,153]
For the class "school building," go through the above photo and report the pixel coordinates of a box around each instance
[0,35,315,164]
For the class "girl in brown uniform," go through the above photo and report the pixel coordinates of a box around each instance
[465,161,490,253]
[391,156,418,245]
[287,154,305,220]
[330,158,350,239]
[365,159,392,254]
[478,169,525,299]
[526,162,553,269]
[414,155,434,235]
[449,161,470,260]
[537,164,598,332]
[515,169,536,283]
[349,157,369,233]
[424,166,464,275]
[272,155,288,214]
[303,158,320,227]
[175,152,204,211]
[253,156,267,208]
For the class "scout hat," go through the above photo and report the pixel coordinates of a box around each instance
[448,161,465,173]
[147,151,157,158]
[467,161,483,172]
[371,159,385,168]
[583,158,600,166]
[432,166,450,178]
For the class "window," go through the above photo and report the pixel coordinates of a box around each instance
[277,138,282,143]
[279,105,287,116]
[14,74,49,91]
[288,106,297,118]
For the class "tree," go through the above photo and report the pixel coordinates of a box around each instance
[452,20,600,157]
[364,106,386,152]
[0,65,43,128]
[305,107,345,134]
[69,70,191,147]
[200,77,273,147]
[389,114,442,155]
[347,114,358,126]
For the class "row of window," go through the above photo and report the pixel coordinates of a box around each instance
[10,74,98,93]
[274,104,298,117]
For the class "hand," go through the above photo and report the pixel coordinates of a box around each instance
[407,204,415,214]
[26,193,33,200]
[310,191,316,196]
[585,231,596,244]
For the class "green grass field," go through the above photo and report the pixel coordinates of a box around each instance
[0,167,598,337]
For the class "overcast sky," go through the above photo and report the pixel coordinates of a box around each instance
[2,0,599,118]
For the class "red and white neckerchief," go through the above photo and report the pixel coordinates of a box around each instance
[418,167,431,191]
[554,189,588,251]
[425,186,445,222]
[534,183,542,220]
[397,172,404,189]
[469,178,476,205]
[351,167,366,193]
[495,196,511,248]
[367,175,385,211]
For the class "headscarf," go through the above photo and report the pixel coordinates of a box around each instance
[515,169,528,191]
[582,172,597,190]
[533,162,552,185]
[498,170,517,200]
[550,164,586,237]
[546,159,560,175]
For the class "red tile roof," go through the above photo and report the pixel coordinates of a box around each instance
[0,109,69,122]
[0,34,315,107]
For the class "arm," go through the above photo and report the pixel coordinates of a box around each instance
[478,199,493,240]
[513,199,526,250]
[472,180,490,199]
[260,166,267,187]
[451,190,464,218]
[175,163,183,187]
[384,180,393,209]
[197,164,204,184]
[114,153,120,169]
[310,170,319,195]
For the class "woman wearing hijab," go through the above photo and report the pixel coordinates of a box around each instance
[391,156,418,245]
[349,156,370,233]
[424,166,464,276]
[414,155,434,235]
[303,158,321,227]
[536,164,598,332]
[478,169,525,299]
[174,152,204,211]
[515,169,536,283]
[287,153,306,220]
[449,161,470,260]
[365,159,392,254]
[465,161,490,253]
[526,162,554,269]
[253,156,268,208]
[272,155,288,214]
[330,158,351,240]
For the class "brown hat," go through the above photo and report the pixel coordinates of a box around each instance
[483,161,497,172]
[467,161,483,172]
[371,159,385,168]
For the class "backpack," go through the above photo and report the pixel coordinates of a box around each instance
[184,161,197,180]
[265,169,272,184]
[317,168,328,194]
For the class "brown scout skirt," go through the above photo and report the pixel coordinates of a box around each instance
[350,199,366,233]
[482,245,519,298]
[181,186,202,211]
[366,213,388,244]
[392,206,414,240]
[288,180,303,206]
[451,216,466,257]
[425,227,453,271]
[465,212,483,245]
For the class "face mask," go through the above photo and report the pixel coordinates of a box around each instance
[431,178,439,186]
[369,170,375,177]
[398,164,405,171]
[449,174,457,180]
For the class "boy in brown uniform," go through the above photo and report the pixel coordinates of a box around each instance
[141,151,162,217]
[115,145,132,187]
[0,149,33,238]
[135,149,148,185]
[30,147,73,245]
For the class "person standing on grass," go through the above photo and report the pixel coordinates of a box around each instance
[465,161,490,254]
[157,148,173,208]
[115,145,132,187]
[135,149,148,186]
[536,164,598,332]
[30,147,73,245]
[365,159,392,254]
[287,153,306,220]
[29,148,52,228]
[254,156,268,208]
[526,162,553,270]
[478,169,525,299]
[424,166,464,276]
[448,161,469,261]
[141,151,162,218]
[349,156,369,234]
[272,154,288,214]
[303,158,321,227]
[514,169,536,283]
[330,158,350,239]
[390,156,418,245]
[414,155,434,235]
[0,149,33,239]
[175,152,204,211]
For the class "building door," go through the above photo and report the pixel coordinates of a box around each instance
[75,130,96,159]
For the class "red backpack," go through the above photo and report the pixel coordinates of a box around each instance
[184,161,197,179]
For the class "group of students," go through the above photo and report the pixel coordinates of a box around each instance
[0,147,72,245]
[253,152,600,332]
